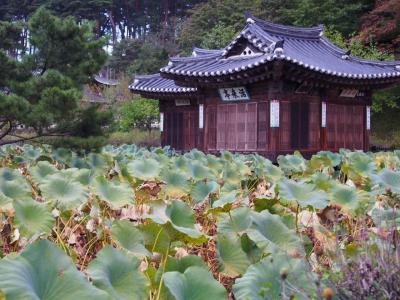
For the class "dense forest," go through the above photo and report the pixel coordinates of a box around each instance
[0,0,399,147]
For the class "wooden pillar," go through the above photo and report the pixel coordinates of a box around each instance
[364,104,371,151]
[159,101,166,147]
[198,93,205,151]
[267,63,284,159]
[320,100,328,150]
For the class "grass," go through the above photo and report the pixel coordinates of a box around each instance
[107,129,160,147]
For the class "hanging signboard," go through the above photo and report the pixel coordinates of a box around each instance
[175,99,191,106]
[321,101,327,128]
[340,89,358,98]
[218,87,250,101]
[159,113,164,132]
[270,100,280,128]
[199,104,204,129]
[366,106,371,130]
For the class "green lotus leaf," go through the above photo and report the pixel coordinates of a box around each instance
[93,177,133,209]
[86,153,107,171]
[206,155,224,175]
[30,161,58,184]
[61,168,93,186]
[0,177,32,207]
[217,234,251,277]
[161,171,190,198]
[165,201,202,238]
[190,181,219,204]
[22,145,42,162]
[0,240,108,300]
[278,178,329,209]
[310,172,335,191]
[146,200,202,238]
[233,252,317,300]
[88,245,149,300]
[314,151,342,167]
[13,199,54,238]
[344,152,376,178]
[53,148,73,164]
[127,158,161,181]
[164,266,227,300]
[277,153,307,175]
[188,161,212,180]
[155,255,208,286]
[139,223,171,254]
[253,156,283,183]
[223,162,250,184]
[40,173,88,210]
[372,168,400,193]
[217,207,252,236]
[0,168,23,181]
[247,210,304,257]
[370,207,400,228]
[110,220,151,257]
[161,255,207,274]
[329,183,371,211]
[212,191,238,208]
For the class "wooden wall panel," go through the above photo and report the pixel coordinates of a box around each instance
[309,102,320,149]
[327,104,337,149]
[206,105,217,150]
[227,104,237,150]
[354,106,364,150]
[280,101,291,151]
[216,105,227,150]
[257,102,268,150]
[246,103,258,151]
[326,103,365,151]
[236,103,246,151]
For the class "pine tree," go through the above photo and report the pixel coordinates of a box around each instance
[0,8,107,144]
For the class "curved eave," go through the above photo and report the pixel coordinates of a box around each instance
[94,75,119,86]
[161,54,400,87]
[129,73,198,99]
[130,86,198,99]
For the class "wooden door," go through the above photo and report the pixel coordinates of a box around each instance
[206,105,217,150]
[257,102,268,150]
[183,111,197,151]
[165,111,184,150]
[246,103,257,150]
[215,102,258,151]
[290,102,309,150]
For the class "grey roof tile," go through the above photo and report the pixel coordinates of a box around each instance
[161,16,400,80]
[129,73,197,94]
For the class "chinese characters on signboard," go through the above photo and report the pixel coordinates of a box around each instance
[175,99,191,106]
[270,100,280,128]
[340,89,358,98]
[199,104,204,129]
[321,101,327,128]
[218,87,250,101]
[159,112,164,132]
[366,106,371,130]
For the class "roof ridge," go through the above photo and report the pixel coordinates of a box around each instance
[247,14,323,39]
[134,74,161,80]
[319,37,400,67]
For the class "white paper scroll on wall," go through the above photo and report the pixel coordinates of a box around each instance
[366,106,371,130]
[321,101,327,128]
[270,100,280,128]
[160,112,164,132]
[199,104,204,129]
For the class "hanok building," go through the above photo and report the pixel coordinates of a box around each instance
[130,14,400,159]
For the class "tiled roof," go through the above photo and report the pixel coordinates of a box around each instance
[129,73,197,94]
[94,75,119,86]
[160,16,400,80]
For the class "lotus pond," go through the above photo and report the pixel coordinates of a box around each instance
[0,144,398,299]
